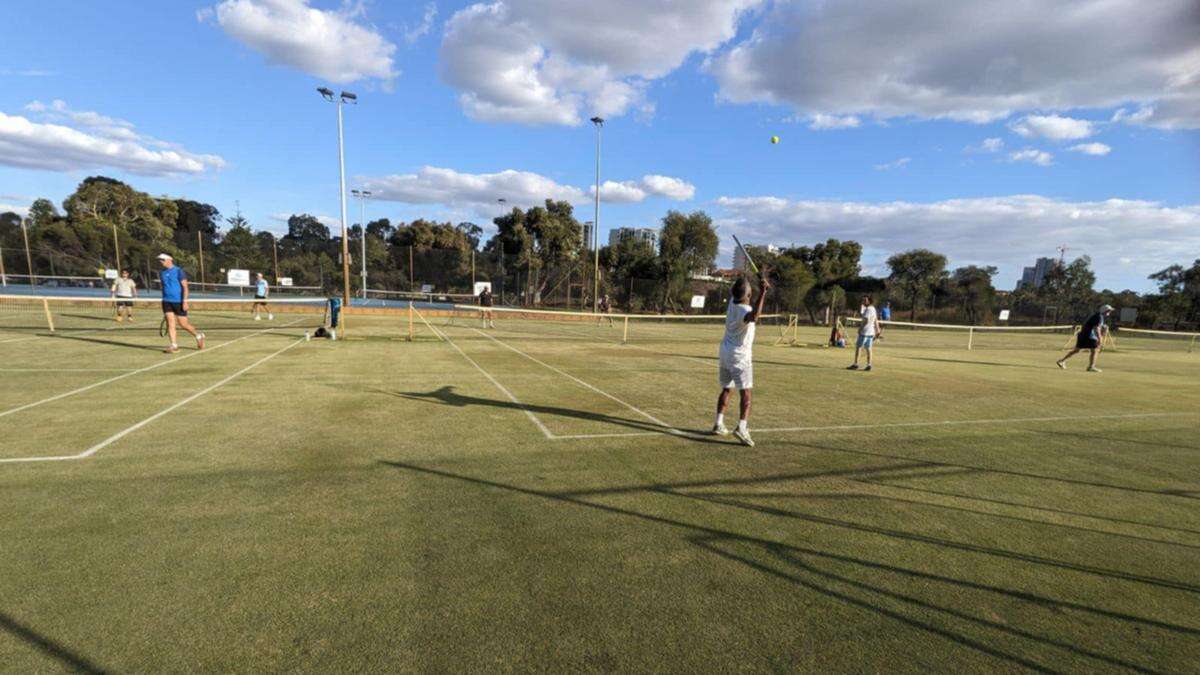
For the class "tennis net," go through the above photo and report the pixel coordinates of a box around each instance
[443,304,782,344]
[0,294,331,336]
[844,317,1075,350]
[1113,327,1198,352]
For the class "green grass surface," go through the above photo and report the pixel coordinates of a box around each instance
[1,304,1198,672]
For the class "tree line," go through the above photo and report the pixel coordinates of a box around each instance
[1,176,1197,328]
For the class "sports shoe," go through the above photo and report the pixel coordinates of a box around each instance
[846,364,859,370]
[164,345,179,354]
[254,315,262,321]
[196,333,206,350]
[1087,366,1102,373]
[733,427,755,447]
[863,365,873,372]
[711,424,730,436]
[1056,360,1067,369]
[268,313,274,321]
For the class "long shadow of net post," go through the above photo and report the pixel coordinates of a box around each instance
[0,611,107,674]
[377,460,1200,666]
[380,386,725,443]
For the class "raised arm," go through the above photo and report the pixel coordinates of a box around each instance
[745,271,770,323]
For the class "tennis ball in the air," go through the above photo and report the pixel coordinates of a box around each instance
[770,135,780,144]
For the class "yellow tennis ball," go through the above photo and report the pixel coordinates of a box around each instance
[770,135,780,144]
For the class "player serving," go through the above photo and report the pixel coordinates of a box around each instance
[713,267,770,447]
[157,253,205,354]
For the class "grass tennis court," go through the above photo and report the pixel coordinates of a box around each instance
[1,300,1198,672]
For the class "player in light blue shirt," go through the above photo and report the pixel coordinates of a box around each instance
[253,273,273,321]
[158,253,205,353]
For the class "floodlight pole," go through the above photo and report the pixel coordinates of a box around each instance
[197,231,206,285]
[590,116,604,312]
[21,217,35,285]
[0,236,6,286]
[270,233,280,284]
[111,221,122,273]
[352,189,371,299]
[318,87,355,306]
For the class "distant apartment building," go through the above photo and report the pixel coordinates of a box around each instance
[733,244,779,272]
[608,227,657,249]
[581,221,594,250]
[1017,257,1057,289]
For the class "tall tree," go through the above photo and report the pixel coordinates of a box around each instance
[951,265,998,324]
[1041,256,1097,322]
[793,239,862,323]
[887,249,949,322]
[1148,260,1200,329]
[659,210,718,309]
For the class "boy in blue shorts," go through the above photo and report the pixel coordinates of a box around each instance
[848,295,881,371]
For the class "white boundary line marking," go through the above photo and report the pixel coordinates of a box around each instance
[548,411,1198,441]
[0,368,138,372]
[0,319,304,419]
[431,324,553,439]
[472,328,682,435]
[0,337,306,464]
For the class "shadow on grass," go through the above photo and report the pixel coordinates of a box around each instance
[0,611,107,674]
[376,386,726,444]
[377,460,1199,671]
[893,355,1045,370]
[46,333,164,352]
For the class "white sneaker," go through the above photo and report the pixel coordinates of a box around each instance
[1087,366,1102,373]
[254,315,262,321]
[268,314,274,321]
[711,424,730,436]
[733,427,755,447]
[1056,360,1066,369]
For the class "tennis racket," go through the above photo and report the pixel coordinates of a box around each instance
[731,234,760,275]
[159,315,168,337]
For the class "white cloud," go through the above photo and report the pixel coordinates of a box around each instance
[0,202,30,217]
[359,167,694,215]
[270,212,339,228]
[204,0,397,85]
[439,0,759,125]
[708,0,1200,129]
[403,3,438,44]
[873,157,911,171]
[1,102,225,176]
[1009,148,1054,166]
[361,166,585,215]
[714,194,1200,290]
[1069,142,1112,156]
[809,113,861,130]
[1009,114,1095,141]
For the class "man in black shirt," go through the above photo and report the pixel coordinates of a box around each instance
[479,287,496,329]
[1057,304,1113,372]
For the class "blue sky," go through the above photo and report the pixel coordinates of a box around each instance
[1,0,1197,291]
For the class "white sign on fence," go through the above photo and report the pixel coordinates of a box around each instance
[227,269,250,286]
[1120,307,1138,324]
[420,284,434,294]
[278,277,293,287]
[104,269,119,280]
[473,282,492,295]
[690,294,707,309]
[998,309,1011,321]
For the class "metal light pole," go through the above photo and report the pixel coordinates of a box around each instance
[590,116,604,312]
[497,198,507,303]
[352,189,371,299]
[111,222,122,273]
[21,217,35,285]
[197,231,206,285]
[318,87,357,305]
[270,233,280,284]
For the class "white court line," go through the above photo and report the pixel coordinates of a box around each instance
[0,337,306,464]
[0,319,303,419]
[472,328,681,435]
[0,368,137,372]
[432,324,553,439]
[549,411,1198,441]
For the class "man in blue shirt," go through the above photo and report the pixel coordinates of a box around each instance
[1057,304,1113,372]
[158,253,205,354]
[252,272,273,321]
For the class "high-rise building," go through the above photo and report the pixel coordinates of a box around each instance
[733,244,778,271]
[581,221,594,250]
[1017,257,1056,289]
[607,227,657,249]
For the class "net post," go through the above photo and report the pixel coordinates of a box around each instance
[622,315,629,344]
[42,298,55,332]
[967,326,974,350]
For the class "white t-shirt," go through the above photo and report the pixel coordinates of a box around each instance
[112,278,136,298]
[859,305,878,336]
[720,301,756,363]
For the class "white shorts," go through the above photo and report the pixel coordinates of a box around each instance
[719,356,753,390]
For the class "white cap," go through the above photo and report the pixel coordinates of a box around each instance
[1099,303,1114,312]
[156,253,173,261]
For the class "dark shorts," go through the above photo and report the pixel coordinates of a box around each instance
[1076,334,1099,350]
[116,299,133,308]
[162,301,187,317]
[254,296,268,301]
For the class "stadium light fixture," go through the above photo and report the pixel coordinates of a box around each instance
[316,87,358,306]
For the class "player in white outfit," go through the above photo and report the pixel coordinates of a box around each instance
[713,269,770,446]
